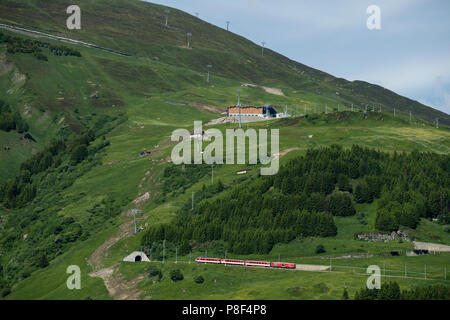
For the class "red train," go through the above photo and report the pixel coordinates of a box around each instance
[196,257,296,269]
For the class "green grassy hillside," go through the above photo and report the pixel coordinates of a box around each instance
[0,0,448,126]
[0,0,449,300]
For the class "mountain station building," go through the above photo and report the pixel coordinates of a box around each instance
[227,105,277,118]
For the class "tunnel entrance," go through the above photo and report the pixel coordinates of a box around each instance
[135,255,142,262]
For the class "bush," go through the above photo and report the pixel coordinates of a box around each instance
[70,145,88,164]
[170,269,184,282]
[338,174,351,192]
[315,244,326,254]
[342,287,349,300]
[37,253,49,268]
[22,269,31,279]
[1,287,11,298]
[146,265,162,280]
[194,275,204,284]
[327,192,356,216]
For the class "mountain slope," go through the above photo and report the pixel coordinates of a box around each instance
[0,0,448,126]
[0,0,449,300]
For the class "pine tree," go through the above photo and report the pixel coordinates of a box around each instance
[342,287,349,300]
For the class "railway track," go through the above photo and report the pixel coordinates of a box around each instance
[0,23,132,57]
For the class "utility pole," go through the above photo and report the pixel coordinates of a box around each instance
[410,111,412,122]
[187,32,192,48]
[226,21,230,31]
[206,64,212,83]
[351,103,354,112]
[237,89,242,128]
[436,118,439,129]
[211,164,214,184]
[163,239,165,263]
[394,107,396,117]
[261,41,266,57]
[164,9,170,26]
[325,104,327,114]
[191,191,194,210]
[131,209,141,234]
[338,104,340,112]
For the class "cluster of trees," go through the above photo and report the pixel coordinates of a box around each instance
[142,145,449,255]
[0,110,127,295]
[0,130,95,208]
[49,44,81,57]
[354,281,450,300]
[276,145,448,231]
[0,99,29,133]
[0,31,81,61]
[374,152,449,231]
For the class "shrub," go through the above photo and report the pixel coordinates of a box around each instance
[342,287,349,300]
[70,145,88,164]
[1,287,11,298]
[170,269,184,282]
[147,265,162,280]
[315,244,326,254]
[37,253,49,268]
[194,275,204,284]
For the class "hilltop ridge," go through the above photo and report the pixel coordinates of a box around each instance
[0,0,448,126]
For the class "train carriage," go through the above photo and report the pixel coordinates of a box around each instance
[196,257,296,269]
[221,259,245,266]
[196,257,222,264]
[245,260,271,268]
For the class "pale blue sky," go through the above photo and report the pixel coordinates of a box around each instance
[147,0,450,114]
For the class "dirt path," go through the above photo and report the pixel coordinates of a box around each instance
[87,215,148,299]
[87,218,134,270]
[295,264,329,271]
[413,241,450,252]
[272,147,305,160]
[262,86,285,96]
[89,264,147,300]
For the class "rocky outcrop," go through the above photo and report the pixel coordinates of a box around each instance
[355,230,409,242]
